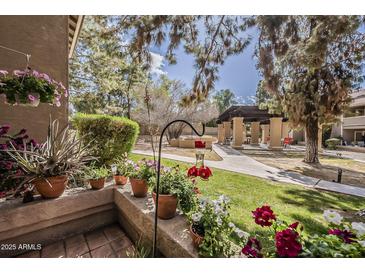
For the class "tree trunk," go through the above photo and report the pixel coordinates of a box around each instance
[304,119,319,163]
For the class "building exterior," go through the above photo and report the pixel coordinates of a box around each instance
[331,89,365,146]
[0,15,83,142]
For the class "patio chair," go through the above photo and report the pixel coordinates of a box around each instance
[283,137,293,148]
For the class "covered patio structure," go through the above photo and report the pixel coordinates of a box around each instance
[216,105,291,150]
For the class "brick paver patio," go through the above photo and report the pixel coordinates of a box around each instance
[17,224,134,258]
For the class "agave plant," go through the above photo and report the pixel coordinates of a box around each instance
[6,118,95,187]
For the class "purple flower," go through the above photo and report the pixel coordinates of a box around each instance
[0,144,8,150]
[64,89,68,97]
[0,124,10,136]
[328,229,356,244]
[0,70,8,77]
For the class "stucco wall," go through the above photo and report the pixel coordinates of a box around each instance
[0,15,69,143]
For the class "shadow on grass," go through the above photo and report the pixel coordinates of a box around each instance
[278,188,364,214]
[290,213,327,235]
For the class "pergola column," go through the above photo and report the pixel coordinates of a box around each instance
[250,121,260,145]
[269,117,283,150]
[223,121,231,143]
[217,123,224,144]
[281,121,290,139]
[232,117,244,148]
[261,124,270,144]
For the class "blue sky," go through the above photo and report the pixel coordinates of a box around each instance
[149,27,261,102]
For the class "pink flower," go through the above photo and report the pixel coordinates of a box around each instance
[275,228,302,257]
[32,70,40,78]
[242,237,262,258]
[252,205,276,227]
[28,94,35,101]
[40,73,51,83]
[328,229,356,244]
[0,70,8,77]
[13,70,26,77]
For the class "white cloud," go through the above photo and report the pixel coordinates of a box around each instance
[150,52,167,76]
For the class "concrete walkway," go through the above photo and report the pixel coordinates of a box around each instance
[132,144,365,198]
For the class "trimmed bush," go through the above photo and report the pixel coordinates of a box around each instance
[72,113,139,166]
[325,138,340,150]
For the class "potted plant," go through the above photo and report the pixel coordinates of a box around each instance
[0,69,67,107]
[113,153,134,186]
[84,166,109,190]
[189,195,245,257]
[151,166,197,219]
[128,159,155,198]
[6,119,94,199]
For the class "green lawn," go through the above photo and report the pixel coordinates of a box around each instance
[130,153,365,245]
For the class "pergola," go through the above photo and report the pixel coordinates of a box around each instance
[216,105,291,150]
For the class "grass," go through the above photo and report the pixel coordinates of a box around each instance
[130,153,365,247]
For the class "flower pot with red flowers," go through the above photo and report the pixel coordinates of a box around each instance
[84,166,109,190]
[151,166,196,220]
[129,159,155,198]
[5,119,94,199]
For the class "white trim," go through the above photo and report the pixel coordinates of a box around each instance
[68,15,84,59]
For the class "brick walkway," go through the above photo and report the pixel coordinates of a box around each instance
[17,224,134,258]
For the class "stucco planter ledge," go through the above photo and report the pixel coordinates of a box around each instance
[114,185,198,258]
[0,180,198,258]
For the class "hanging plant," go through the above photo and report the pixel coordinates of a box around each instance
[0,69,67,107]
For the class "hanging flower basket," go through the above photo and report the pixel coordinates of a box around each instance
[0,69,67,107]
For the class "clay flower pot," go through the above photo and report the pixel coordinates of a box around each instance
[114,175,128,186]
[189,224,204,248]
[130,178,148,197]
[33,175,67,198]
[152,192,178,220]
[89,178,106,190]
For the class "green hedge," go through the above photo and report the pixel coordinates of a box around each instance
[72,113,139,166]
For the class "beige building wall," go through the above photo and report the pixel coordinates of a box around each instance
[0,16,69,143]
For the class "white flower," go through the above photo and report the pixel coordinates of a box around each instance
[359,241,365,247]
[199,198,208,209]
[323,209,343,225]
[235,228,249,239]
[218,194,230,204]
[351,222,365,237]
[216,217,222,226]
[192,212,203,223]
[228,222,236,228]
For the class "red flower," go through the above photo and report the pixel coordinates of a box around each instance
[187,166,199,177]
[0,191,6,198]
[195,140,206,149]
[252,205,276,227]
[275,228,302,257]
[199,166,212,180]
[328,229,356,244]
[289,221,300,230]
[242,237,262,258]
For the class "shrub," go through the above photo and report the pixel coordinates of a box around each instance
[325,138,341,150]
[72,113,139,166]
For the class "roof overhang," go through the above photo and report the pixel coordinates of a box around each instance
[68,15,84,59]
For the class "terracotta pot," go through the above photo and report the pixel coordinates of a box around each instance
[89,178,106,190]
[189,224,204,248]
[114,175,128,186]
[152,192,178,220]
[33,175,67,199]
[130,178,148,197]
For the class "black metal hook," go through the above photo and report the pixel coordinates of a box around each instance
[152,119,205,257]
